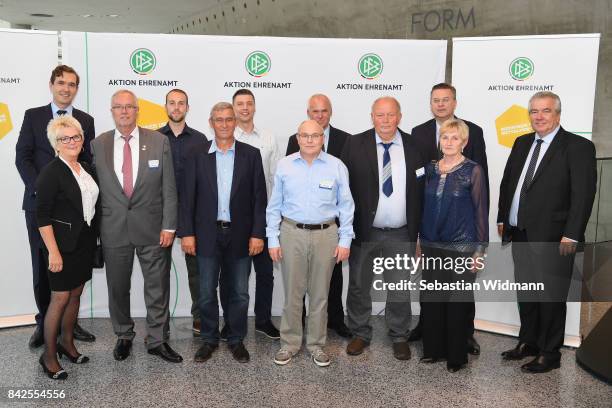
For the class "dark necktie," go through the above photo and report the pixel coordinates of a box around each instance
[381,143,393,197]
[121,135,134,198]
[517,138,543,228]
[57,110,67,116]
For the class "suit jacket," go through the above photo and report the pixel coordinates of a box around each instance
[340,128,427,244]
[15,104,95,211]
[497,127,597,243]
[286,125,350,158]
[178,140,267,258]
[91,127,177,248]
[35,158,100,252]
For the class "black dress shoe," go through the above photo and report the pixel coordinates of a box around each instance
[29,326,44,349]
[447,363,465,373]
[408,325,422,342]
[57,343,89,364]
[392,341,411,360]
[328,322,352,338]
[521,355,560,373]
[467,336,480,355]
[39,355,67,380]
[194,343,218,362]
[148,343,183,363]
[501,342,539,361]
[73,323,96,342]
[229,342,250,363]
[255,320,280,339]
[113,339,132,361]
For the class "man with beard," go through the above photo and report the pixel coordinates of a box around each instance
[158,89,207,337]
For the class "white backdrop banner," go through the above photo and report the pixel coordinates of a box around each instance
[61,31,447,318]
[0,29,59,319]
[452,34,600,338]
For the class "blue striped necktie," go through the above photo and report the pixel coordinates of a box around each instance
[381,142,393,197]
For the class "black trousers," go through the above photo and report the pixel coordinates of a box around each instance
[511,228,574,360]
[25,210,50,330]
[421,246,474,366]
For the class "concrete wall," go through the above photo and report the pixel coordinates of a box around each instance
[168,0,611,157]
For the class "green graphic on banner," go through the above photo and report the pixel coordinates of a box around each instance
[358,53,383,79]
[245,51,271,77]
[130,48,156,75]
[509,57,534,81]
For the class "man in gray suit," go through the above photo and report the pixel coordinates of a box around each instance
[91,89,182,363]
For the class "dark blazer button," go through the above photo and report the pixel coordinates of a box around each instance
[128,205,132,210]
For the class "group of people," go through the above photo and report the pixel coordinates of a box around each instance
[15,64,596,380]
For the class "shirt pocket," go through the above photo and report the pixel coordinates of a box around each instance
[317,179,336,203]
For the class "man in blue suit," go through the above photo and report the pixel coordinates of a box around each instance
[179,102,267,364]
[15,65,96,348]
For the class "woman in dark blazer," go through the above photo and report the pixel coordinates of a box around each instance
[36,116,99,380]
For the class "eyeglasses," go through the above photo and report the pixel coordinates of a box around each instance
[212,117,236,125]
[111,105,138,111]
[56,135,83,144]
[297,133,323,141]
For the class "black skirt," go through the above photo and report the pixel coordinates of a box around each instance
[46,222,95,291]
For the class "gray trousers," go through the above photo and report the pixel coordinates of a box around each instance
[104,244,171,349]
[279,219,338,353]
[347,226,413,343]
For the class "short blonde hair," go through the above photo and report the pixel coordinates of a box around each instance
[439,118,469,144]
[47,116,84,153]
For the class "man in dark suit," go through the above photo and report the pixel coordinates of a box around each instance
[410,82,488,354]
[15,65,96,348]
[286,94,352,338]
[341,96,427,360]
[180,102,267,364]
[498,91,596,373]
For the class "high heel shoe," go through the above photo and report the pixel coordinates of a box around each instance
[57,343,89,364]
[39,355,68,380]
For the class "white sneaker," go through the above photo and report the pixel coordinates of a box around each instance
[274,348,294,365]
[311,348,331,367]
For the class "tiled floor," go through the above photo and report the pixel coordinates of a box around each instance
[0,317,609,407]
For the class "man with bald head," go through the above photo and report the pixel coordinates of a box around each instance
[268,119,354,367]
[286,94,353,338]
[341,96,427,360]
[91,89,181,363]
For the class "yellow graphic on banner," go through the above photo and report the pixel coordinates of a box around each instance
[0,103,13,140]
[136,98,167,131]
[495,105,533,148]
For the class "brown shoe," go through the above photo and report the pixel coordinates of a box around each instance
[392,341,411,360]
[346,337,370,356]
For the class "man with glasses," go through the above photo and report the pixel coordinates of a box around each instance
[267,120,354,367]
[16,65,97,349]
[91,89,182,363]
[179,102,267,364]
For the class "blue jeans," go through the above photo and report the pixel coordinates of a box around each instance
[197,228,250,346]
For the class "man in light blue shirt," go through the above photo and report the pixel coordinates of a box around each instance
[267,120,354,367]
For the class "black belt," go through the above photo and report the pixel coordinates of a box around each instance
[216,221,231,228]
[296,223,330,230]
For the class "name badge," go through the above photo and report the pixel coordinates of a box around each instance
[319,180,333,190]
[415,167,425,178]
[148,160,159,168]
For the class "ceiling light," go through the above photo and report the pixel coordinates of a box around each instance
[30,13,54,18]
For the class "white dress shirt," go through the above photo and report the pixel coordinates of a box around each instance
[372,131,407,228]
[59,156,99,226]
[113,127,140,190]
[234,125,280,200]
[323,126,330,152]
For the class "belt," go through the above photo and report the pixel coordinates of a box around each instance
[373,225,407,232]
[296,223,330,230]
[216,221,231,228]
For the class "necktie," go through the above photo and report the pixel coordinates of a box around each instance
[381,142,393,197]
[57,110,67,116]
[517,138,543,228]
[122,135,134,198]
